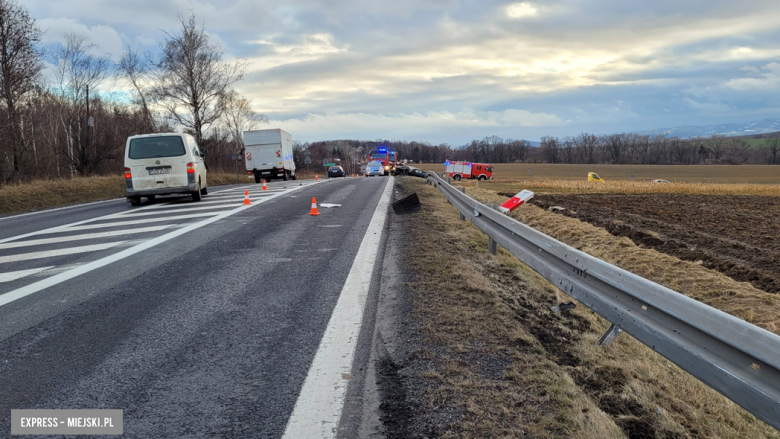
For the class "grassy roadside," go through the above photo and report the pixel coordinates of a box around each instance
[400,176,779,438]
[0,172,267,217]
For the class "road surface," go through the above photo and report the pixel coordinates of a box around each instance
[0,176,394,438]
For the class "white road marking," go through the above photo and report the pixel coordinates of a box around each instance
[58,215,214,230]
[106,203,241,218]
[2,214,218,239]
[282,177,393,439]
[0,198,124,222]
[0,183,316,307]
[0,187,259,244]
[0,267,54,283]
[0,225,173,250]
[0,242,126,264]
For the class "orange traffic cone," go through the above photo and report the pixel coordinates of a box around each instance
[309,197,320,216]
[243,190,251,205]
[262,179,268,191]
[315,174,319,180]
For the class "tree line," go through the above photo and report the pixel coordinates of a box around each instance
[294,132,780,170]
[0,1,260,185]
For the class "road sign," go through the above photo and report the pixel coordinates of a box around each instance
[246,153,251,160]
[324,163,335,167]
[304,156,311,165]
[232,153,243,160]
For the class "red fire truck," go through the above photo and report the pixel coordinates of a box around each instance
[367,147,398,175]
[444,160,494,181]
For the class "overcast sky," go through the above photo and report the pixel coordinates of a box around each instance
[25,0,780,144]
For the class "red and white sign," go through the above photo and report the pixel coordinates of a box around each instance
[246,153,252,160]
[276,150,281,157]
[499,190,534,213]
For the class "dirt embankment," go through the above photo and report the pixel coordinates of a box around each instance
[380,178,779,439]
[528,193,780,294]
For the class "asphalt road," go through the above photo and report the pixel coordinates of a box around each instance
[0,176,394,438]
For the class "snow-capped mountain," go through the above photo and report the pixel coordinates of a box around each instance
[638,118,780,139]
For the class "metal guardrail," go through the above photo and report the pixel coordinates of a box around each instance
[426,172,780,431]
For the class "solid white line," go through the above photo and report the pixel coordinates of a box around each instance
[0,225,173,250]
[0,182,317,307]
[0,267,54,283]
[0,242,126,264]
[282,177,393,439]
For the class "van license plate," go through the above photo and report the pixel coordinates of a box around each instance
[148,168,171,175]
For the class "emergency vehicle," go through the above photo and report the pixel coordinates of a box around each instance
[444,161,494,181]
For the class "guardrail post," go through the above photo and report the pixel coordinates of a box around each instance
[447,177,452,184]
[598,324,622,346]
[458,187,466,221]
[488,204,499,255]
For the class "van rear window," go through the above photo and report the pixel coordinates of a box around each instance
[129,136,186,159]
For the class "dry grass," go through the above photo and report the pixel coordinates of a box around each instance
[0,172,262,217]
[419,163,780,184]
[401,176,779,438]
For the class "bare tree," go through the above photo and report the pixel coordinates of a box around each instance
[116,46,155,132]
[153,13,245,147]
[51,33,111,175]
[764,134,780,165]
[707,134,727,163]
[0,0,43,182]
[725,138,750,164]
[604,133,626,164]
[540,136,559,163]
[219,89,265,153]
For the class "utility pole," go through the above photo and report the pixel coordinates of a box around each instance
[85,85,90,159]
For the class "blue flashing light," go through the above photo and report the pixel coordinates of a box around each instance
[378,148,387,153]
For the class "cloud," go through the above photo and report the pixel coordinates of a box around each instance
[505,2,538,19]
[725,62,780,90]
[38,17,125,61]
[23,0,780,142]
[268,108,564,142]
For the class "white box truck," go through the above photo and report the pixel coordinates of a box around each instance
[244,129,296,182]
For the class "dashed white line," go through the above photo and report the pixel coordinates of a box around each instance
[0,242,126,264]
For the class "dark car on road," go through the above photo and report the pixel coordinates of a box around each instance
[327,165,345,178]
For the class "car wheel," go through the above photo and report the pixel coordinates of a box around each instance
[453,174,462,181]
[146,195,156,202]
[254,173,261,184]
[128,196,141,206]
[192,180,203,201]
[201,184,208,195]
[478,175,486,181]
[283,171,289,181]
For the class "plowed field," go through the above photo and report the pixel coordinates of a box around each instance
[529,194,780,294]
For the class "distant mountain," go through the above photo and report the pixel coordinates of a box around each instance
[637,118,780,139]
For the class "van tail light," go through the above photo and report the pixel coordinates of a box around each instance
[247,171,252,175]
[186,162,195,174]
[124,167,132,179]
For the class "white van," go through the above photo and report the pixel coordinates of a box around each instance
[124,133,208,205]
